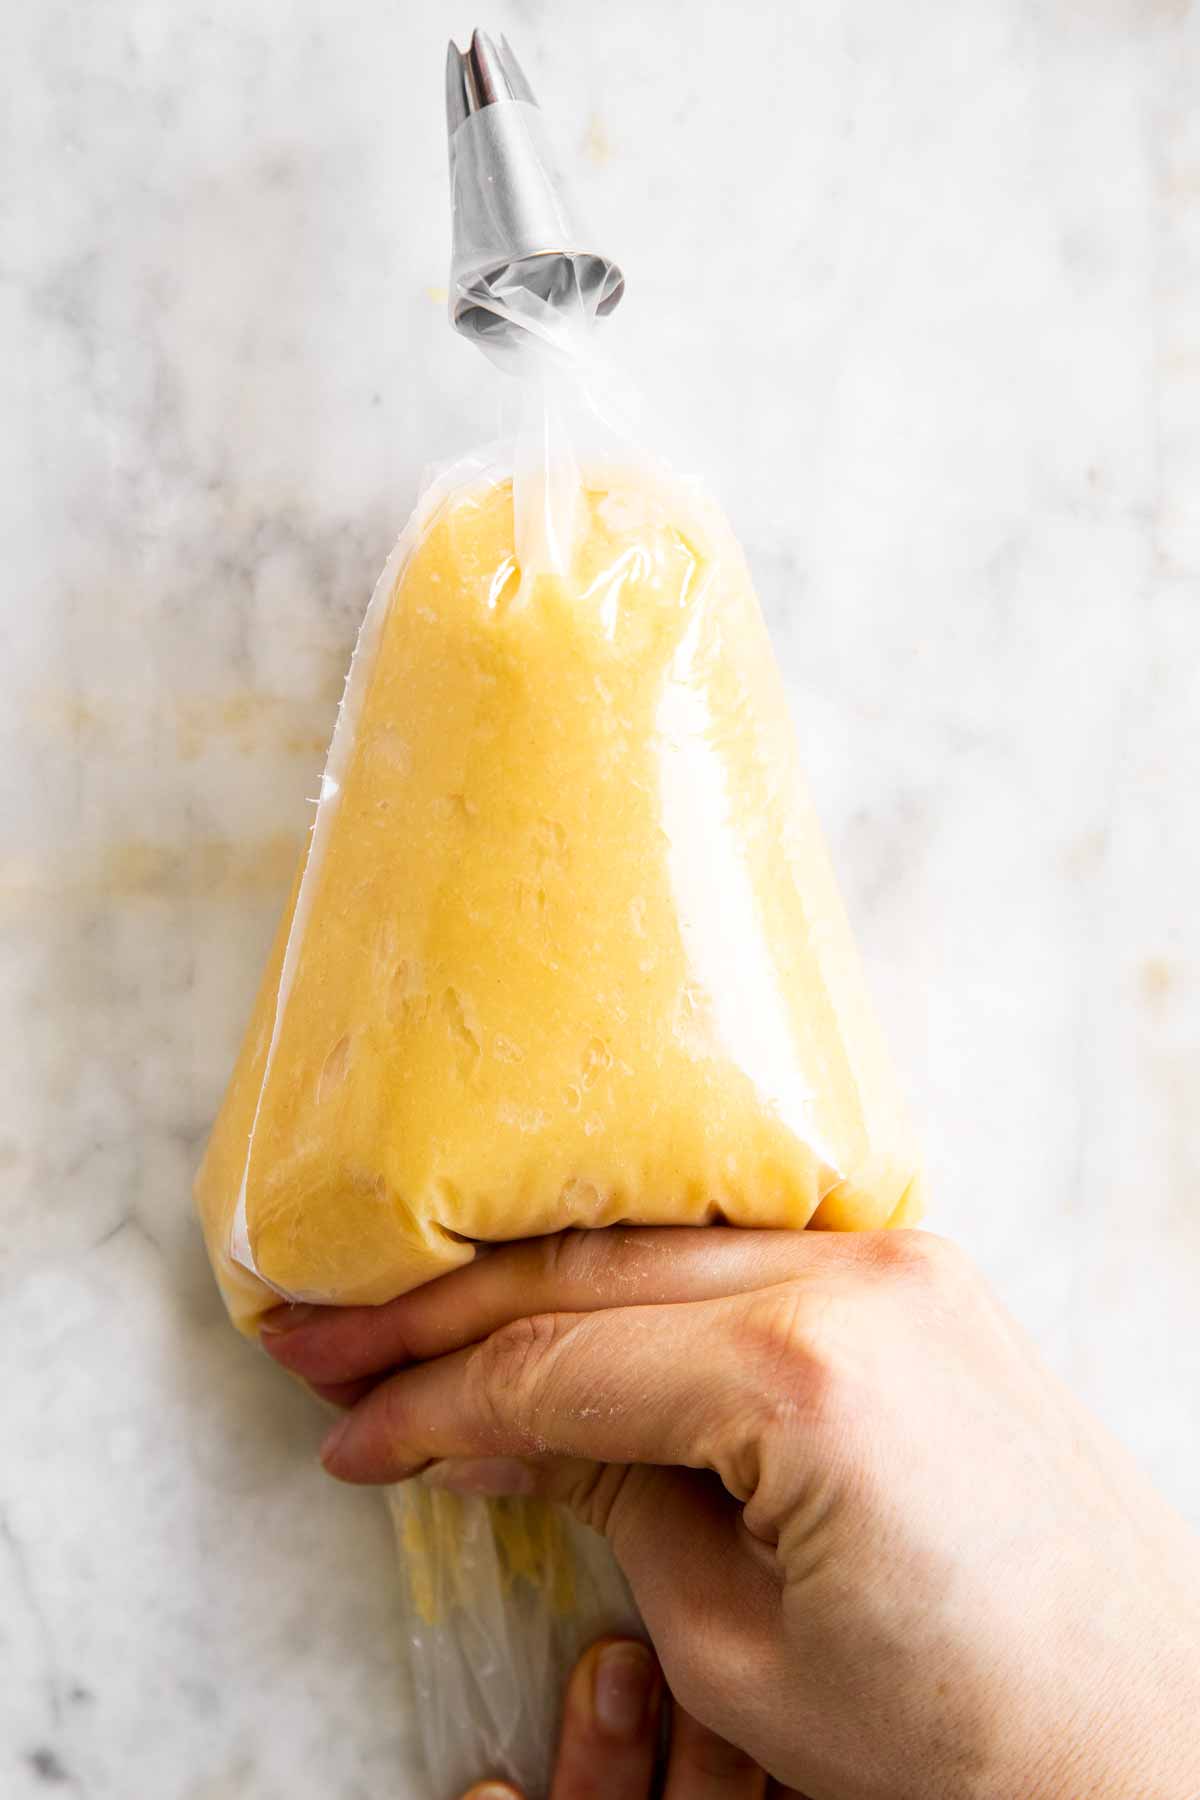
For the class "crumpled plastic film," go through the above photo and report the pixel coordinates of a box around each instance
[389,1486,635,1797]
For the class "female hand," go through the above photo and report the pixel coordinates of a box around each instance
[456,1636,801,1800]
[263,1228,1200,1800]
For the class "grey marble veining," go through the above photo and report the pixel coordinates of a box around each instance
[3,1,1199,1794]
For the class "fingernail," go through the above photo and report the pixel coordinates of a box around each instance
[463,1784,521,1800]
[319,1414,351,1467]
[592,1641,657,1737]
[421,1458,535,1497]
[260,1304,317,1336]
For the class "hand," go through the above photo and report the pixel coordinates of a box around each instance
[455,1635,801,1799]
[263,1228,1200,1800]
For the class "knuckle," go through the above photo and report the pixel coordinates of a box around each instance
[537,1227,598,1288]
[733,1283,821,1376]
[869,1226,967,1286]
[469,1311,568,1448]
[731,1284,839,1418]
[537,1224,640,1295]
[730,1277,884,1456]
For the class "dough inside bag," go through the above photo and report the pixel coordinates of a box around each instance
[196,467,921,1330]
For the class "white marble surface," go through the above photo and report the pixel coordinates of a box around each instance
[4,1,1200,1794]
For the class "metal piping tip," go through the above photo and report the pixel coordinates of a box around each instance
[497,35,538,106]
[444,40,471,137]
[445,29,624,351]
[446,30,538,134]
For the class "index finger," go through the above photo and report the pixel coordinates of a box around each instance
[263,1225,875,1389]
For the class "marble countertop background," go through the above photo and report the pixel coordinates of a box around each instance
[4,1,1199,1794]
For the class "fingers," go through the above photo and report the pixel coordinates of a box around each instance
[454,1645,780,1800]
[260,1226,846,1389]
[455,1638,664,1800]
[546,1638,780,1800]
[548,1637,662,1800]
[662,1704,767,1800]
[316,1294,763,1486]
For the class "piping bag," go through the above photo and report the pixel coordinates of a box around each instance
[193,30,923,1799]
